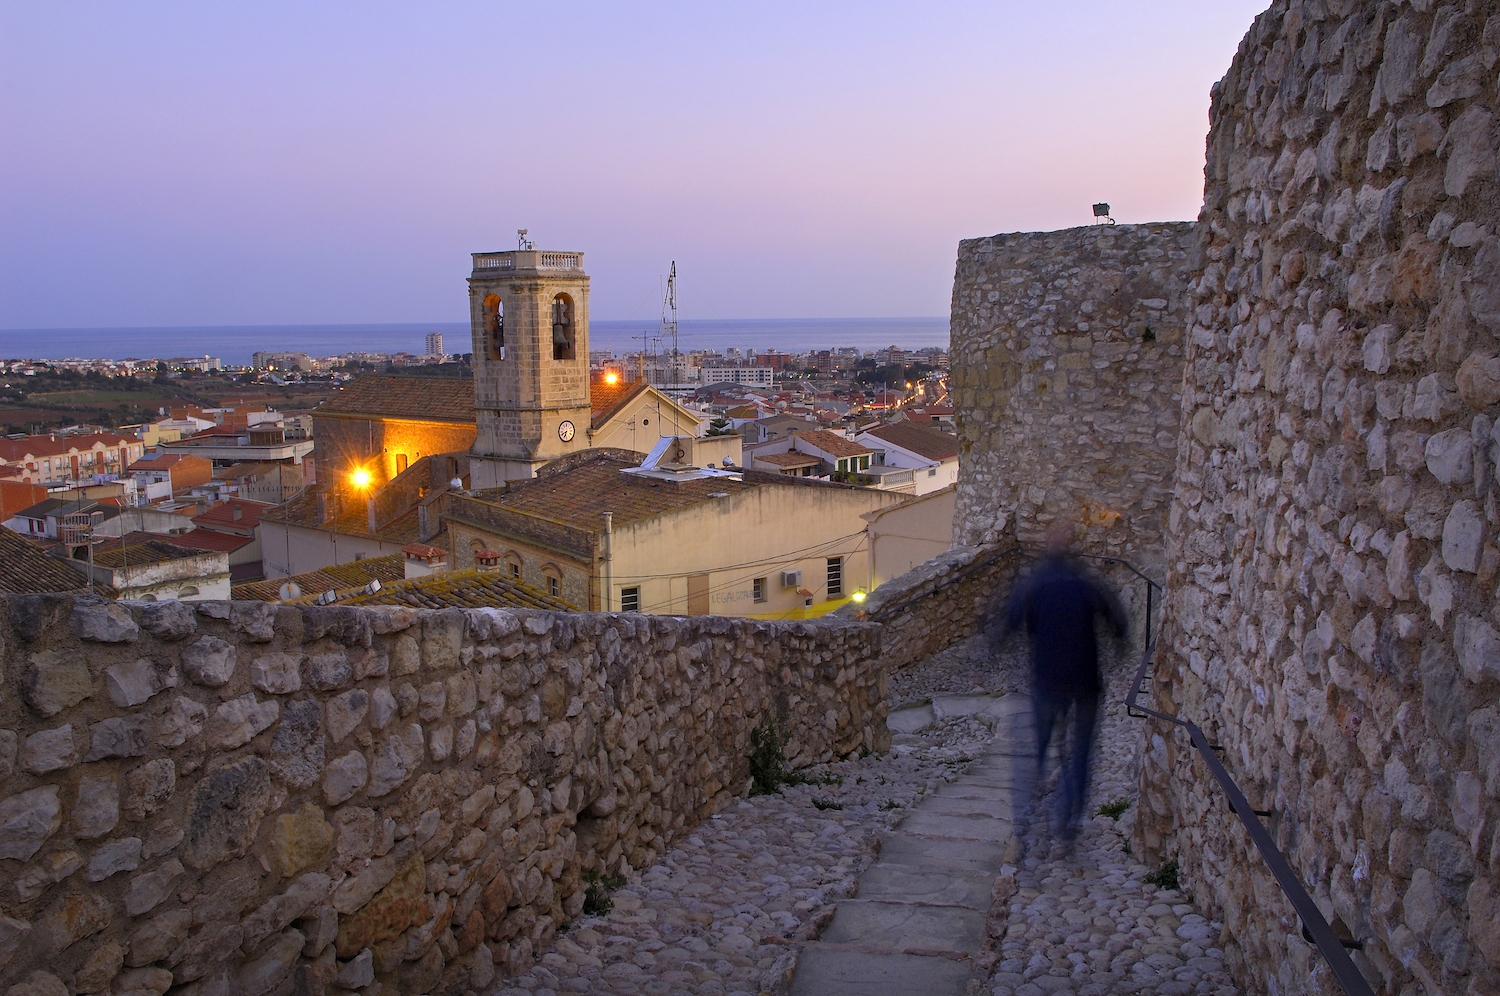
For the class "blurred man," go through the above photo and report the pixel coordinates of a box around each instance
[1005,525,1127,840]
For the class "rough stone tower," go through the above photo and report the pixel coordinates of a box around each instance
[466,247,592,487]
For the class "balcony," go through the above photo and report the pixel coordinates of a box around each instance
[471,250,584,273]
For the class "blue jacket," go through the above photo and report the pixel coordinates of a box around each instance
[1004,555,1127,696]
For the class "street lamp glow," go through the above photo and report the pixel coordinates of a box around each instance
[350,468,372,489]
[604,371,620,385]
[851,590,867,603]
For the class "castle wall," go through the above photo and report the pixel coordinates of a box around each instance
[1138,3,1500,993]
[949,224,1194,568]
[0,595,883,995]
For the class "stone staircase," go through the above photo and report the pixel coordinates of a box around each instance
[788,693,1034,995]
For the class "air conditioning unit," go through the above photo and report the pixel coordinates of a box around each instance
[780,570,802,589]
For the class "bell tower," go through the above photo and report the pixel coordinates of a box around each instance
[466,239,592,487]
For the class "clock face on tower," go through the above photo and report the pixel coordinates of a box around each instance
[558,420,576,442]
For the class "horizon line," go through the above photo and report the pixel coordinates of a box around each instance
[0,316,952,334]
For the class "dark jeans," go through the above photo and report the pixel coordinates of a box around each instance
[1033,690,1100,837]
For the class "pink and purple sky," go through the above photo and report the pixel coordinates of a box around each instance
[0,1,1269,330]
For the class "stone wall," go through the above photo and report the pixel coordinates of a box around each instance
[0,595,884,996]
[1138,2,1500,994]
[837,544,1021,673]
[949,223,1193,566]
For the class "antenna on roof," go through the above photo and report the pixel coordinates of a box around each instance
[517,228,535,250]
[662,261,680,391]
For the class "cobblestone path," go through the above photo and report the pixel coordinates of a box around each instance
[486,637,1243,996]
[981,667,1242,996]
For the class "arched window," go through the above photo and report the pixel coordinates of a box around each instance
[541,564,563,598]
[551,294,575,360]
[504,552,522,579]
[178,586,199,598]
[139,593,157,602]
[483,294,504,360]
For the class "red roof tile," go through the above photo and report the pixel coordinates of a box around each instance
[316,375,476,424]
[863,422,960,462]
[792,430,872,459]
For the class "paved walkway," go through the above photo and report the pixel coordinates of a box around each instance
[788,694,1034,995]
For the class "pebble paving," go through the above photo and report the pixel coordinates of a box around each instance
[486,636,1243,996]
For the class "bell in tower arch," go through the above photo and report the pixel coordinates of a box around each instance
[552,294,575,360]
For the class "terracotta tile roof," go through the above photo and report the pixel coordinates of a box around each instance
[0,432,134,462]
[793,429,872,459]
[342,569,575,611]
[260,490,422,545]
[315,375,475,424]
[192,499,274,532]
[754,452,822,468]
[863,422,960,461]
[157,529,255,554]
[590,379,641,423]
[462,455,756,533]
[0,527,97,595]
[233,554,407,601]
[90,536,209,569]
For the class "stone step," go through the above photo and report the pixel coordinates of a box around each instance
[876,833,1009,871]
[854,861,996,909]
[817,899,989,954]
[912,794,1017,821]
[897,810,1015,843]
[788,949,976,996]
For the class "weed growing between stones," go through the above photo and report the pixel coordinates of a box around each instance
[1144,859,1179,890]
[749,714,799,794]
[881,799,901,810]
[1142,325,1156,342]
[813,799,843,811]
[1096,797,1131,820]
[581,870,627,916]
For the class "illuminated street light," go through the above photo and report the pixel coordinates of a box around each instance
[350,468,372,489]
[850,590,867,603]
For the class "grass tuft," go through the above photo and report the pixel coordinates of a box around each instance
[1096,797,1131,820]
[1145,860,1180,891]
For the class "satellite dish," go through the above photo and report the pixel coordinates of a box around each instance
[278,581,302,602]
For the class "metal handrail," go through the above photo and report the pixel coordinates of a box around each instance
[1115,564,1376,996]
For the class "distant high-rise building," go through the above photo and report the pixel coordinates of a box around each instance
[425,332,444,357]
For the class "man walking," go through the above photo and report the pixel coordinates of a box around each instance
[1005,526,1127,841]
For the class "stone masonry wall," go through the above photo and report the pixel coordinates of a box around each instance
[1138,2,1500,994]
[949,223,1194,566]
[837,543,1021,673]
[0,595,884,996]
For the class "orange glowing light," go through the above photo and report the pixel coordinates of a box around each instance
[350,468,372,489]
[604,372,620,385]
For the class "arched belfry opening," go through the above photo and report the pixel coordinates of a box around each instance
[483,294,504,360]
[552,294,575,360]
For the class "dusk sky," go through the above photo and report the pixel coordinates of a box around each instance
[1,1,1270,331]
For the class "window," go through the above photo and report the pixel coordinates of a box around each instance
[837,458,848,473]
[395,453,408,475]
[928,468,938,477]
[860,455,870,470]
[504,553,522,578]
[178,587,199,598]
[753,577,767,603]
[621,586,640,612]
[551,294,576,360]
[547,575,561,597]
[827,557,844,597]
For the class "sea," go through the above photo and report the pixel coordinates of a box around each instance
[0,317,950,367]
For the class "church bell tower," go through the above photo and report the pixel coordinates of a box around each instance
[466,237,592,487]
